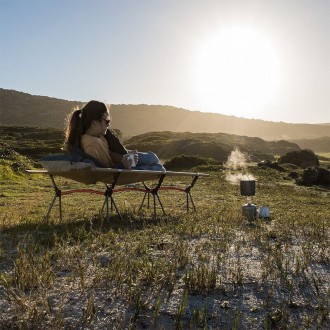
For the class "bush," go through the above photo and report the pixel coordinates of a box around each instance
[257,160,285,172]
[297,166,330,187]
[278,149,319,169]
[192,164,224,172]
[164,155,216,170]
[288,171,299,179]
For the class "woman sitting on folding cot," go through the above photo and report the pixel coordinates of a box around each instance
[65,100,165,171]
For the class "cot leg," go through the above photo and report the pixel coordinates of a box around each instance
[184,176,199,212]
[45,194,57,222]
[45,175,62,222]
[154,192,165,216]
[140,175,166,218]
[186,191,196,212]
[153,194,156,217]
[101,197,113,213]
[101,199,106,212]
[139,192,149,211]
[59,195,63,221]
[104,195,110,222]
[103,195,122,222]
[110,196,122,221]
[103,173,122,221]
[141,182,151,210]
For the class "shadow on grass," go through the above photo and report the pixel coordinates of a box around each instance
[2,211,183,249]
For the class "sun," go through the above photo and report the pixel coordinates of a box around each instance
[195,27,281,118]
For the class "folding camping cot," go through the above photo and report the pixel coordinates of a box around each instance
[26,167,210,221]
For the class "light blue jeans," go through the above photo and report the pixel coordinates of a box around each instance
[134,151,165,171]
[115,151,165,171]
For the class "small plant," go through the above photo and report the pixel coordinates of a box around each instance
[183,264,217,294]
[153,296,161,327]
[129,289,147,328]
[174,291,188,329]
[189,305,208,329]
[82,293,96,325]
[12,243,55,291]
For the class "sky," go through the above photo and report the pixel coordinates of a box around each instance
[0,0,329,124]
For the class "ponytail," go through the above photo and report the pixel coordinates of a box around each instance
[65,109,84,150]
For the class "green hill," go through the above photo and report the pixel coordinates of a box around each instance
[124,131,300,162]
[1,88,329,141]
[0,126,300,163]
[0,126,64,160]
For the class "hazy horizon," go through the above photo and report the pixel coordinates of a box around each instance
[1,0,329,124]
[2,87,330,126]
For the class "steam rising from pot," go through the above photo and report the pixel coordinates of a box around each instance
[226,148,247,169]
[225,148,255,184]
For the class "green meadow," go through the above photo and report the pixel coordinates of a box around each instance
[0,130,329,329]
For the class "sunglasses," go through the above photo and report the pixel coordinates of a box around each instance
[101,118,111,126]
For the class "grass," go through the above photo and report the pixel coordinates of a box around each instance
[0,160,329,329]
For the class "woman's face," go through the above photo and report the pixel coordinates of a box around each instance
[99,112,111,135]
[87,112,111,137]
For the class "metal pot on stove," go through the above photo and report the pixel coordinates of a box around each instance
[240,180,256,196]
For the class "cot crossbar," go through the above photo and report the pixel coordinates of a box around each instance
[26,168,209,222]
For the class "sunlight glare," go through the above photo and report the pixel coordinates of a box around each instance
[195,27,281,118]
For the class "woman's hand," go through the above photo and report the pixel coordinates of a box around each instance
[122,154,132,169]
[122,151,138,170]
[131,150,139,165]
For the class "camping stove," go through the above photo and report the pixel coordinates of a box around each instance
[242,197,257,220]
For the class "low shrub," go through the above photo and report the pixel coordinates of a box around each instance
[164,155,217,170]
[257,160,285,172]
[296,166,330,187]
[288,171,299,179]
[279,149,319,168]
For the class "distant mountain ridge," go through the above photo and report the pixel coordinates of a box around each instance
[289,136,330,153]
[1,88,329,141]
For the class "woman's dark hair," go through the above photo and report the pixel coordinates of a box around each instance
[65,100,109,149]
